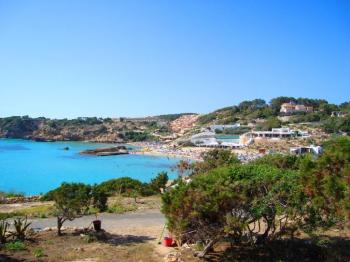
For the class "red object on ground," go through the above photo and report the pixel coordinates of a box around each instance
[163,237,173,247]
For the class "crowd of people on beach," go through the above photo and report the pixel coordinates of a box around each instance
[130,141,266,163]
[130,142,205,161]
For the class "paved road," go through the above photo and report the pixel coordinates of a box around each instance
[28,209,166,237]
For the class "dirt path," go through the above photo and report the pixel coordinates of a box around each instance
[29,209,166,238]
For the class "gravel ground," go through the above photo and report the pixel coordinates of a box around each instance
[28,209,166,238]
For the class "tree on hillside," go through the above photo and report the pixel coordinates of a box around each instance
[252,153,300,170]
[255,117,281,131]
[149,172,169,193]
[340,101,350,111]
[300,136,350,227]
[52,183,92,235]
[238,99,267,112]
[194,149,240,174]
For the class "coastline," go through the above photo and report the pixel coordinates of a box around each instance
[129,142,206,161]
[0,137,202,160]
[0,139,182,196]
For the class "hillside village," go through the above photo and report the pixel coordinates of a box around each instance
[1,97,350,261]
[0,97,349,161]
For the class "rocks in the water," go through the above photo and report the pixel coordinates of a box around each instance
[80,146,129,156]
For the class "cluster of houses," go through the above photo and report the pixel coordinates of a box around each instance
[190,125,312,148]
[280,102,313,114]
[190,124,323,156]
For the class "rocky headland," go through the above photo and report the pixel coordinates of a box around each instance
[80,145,129,156]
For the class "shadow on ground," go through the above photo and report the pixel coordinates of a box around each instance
[0,254,23,262]
[192,236,350,262]
[72,229,156,246]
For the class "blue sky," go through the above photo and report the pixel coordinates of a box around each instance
[0,0,349,118]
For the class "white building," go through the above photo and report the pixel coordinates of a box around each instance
[190,131,217,146]
[250,128,296,138]
[280,102,313,114]
[290,145,322,156]
[190,131,243,148]
[208,124,240,132]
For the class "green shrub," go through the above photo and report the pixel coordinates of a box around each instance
[162,137,350,252]
[4,241,26,251]
[3,191,24,198]
[149,172,168,193]
[52,183,92,235]
[91,185,108,211]
[33,248,44,257]
[107,201,137,214]
[12,217,31,240]
[97,177,143,196]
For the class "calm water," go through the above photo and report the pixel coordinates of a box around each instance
[0,139,180,195]
[215,135,240,143]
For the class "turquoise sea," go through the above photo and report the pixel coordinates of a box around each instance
[0,139,180,196]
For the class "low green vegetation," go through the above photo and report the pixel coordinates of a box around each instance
[107,201,137,214]
[4,241,26,251]
[162,137,350,257]
[197,96,350,135]
[121,131,153,142]
[156,113,196,121]
[33,248,44,257]
[0,205,55,220]
[40,172,169,235]
[0,217,31,248]
[0,191,24,199]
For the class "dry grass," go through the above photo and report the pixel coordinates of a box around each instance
[0,204,55,219]
[107,195,162,214]
[0,230,161,262]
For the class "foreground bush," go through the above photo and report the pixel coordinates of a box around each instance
[163,165,308,247]
[52,183,92,235]
[162,137,350,256]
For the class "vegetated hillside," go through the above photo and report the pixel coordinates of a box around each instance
[0,116,174,142]
[156,113,197,122]
[196,97,350,134]
[0,112,201,143]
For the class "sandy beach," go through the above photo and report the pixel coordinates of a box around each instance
[129,142,209,161]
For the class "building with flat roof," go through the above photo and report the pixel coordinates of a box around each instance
[290,145,322,156]
[280,102,313,114]
[250,128,296,138]
[190,131,245,148]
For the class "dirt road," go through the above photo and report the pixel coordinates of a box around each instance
[29,209,166,238]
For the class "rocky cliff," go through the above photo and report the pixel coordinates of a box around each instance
[0,117,154,143]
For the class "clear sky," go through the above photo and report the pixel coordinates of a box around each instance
[0,0,349,118]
